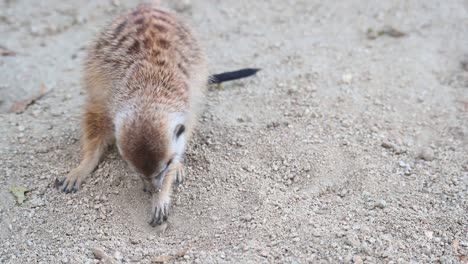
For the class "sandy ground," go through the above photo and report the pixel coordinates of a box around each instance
[1,0,467,263]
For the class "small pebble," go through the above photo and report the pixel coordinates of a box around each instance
[398,161,407,168]
[375,199,387,209]
[345,234,361,247]
[31,110,41,117]
[339,189,348,198]
[50,109,62,117]
[424,230,433,239]
[418,148,434,161]
[91,247,107,260]
[353,255,363,264]
[241,214,253,222]
[74,15,86,25]
[382,141,405,154]
[342,73,353,84]
[404,168,412,175]
[63,94,72,101]
[173,0,192,12]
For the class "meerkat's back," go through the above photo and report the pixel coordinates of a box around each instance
[84,4,207,114]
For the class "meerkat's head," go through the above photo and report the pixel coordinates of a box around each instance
[114,106,186,190]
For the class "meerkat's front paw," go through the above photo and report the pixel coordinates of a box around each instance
[59,169,85,193]
[174,163,185,186]
[150,196,170,226]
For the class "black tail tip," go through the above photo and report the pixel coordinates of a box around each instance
[247,68,261,74]
[240,68,261,76]
[210,68,262,84]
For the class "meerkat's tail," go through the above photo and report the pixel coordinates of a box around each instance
[210,68,261,84]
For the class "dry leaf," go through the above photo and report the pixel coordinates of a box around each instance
[8,83,49,113]
[151,255,174,263]
[367,26,406,40]
[380,25,406,38]
[366,28,378,40]
[91,247,118,264]
[151,245,190,263]
[9,186,29,204]
[176,246,190,257]
[0,45,16,56]
[453,239,460,255]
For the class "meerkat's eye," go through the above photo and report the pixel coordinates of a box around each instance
[174,124,185,138]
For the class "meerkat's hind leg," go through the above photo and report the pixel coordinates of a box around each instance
[59,102,112,193]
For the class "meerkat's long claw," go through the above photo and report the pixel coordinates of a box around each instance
[60,177,80,193]
[150,200,169,226]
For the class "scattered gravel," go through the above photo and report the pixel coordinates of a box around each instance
[0,0,467,263]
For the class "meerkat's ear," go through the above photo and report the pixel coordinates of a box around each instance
[174,124,185,138]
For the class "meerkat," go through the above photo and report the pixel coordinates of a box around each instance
[58,4,259,226]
